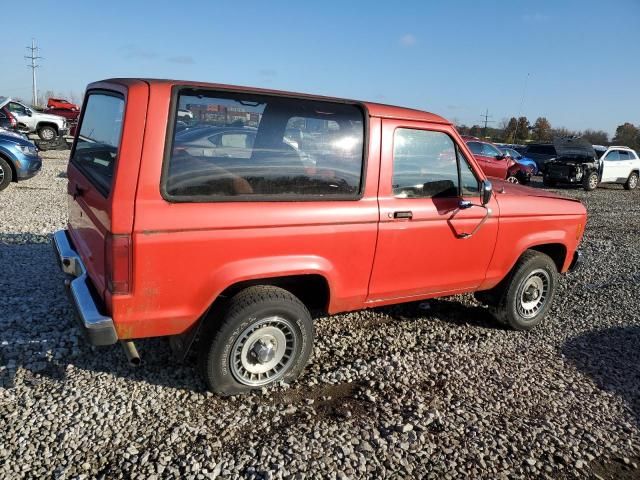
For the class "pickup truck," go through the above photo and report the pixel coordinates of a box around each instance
[0,97,68,140]
[53,79,586,395]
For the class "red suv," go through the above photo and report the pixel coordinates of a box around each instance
[47,97,79,111]
[463,137,533,183]
[53,79,585,394]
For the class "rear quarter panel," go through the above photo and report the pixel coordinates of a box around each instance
[67,80,148,298]
[113,84,381,339]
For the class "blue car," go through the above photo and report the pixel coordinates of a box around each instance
[0,129,42,191]
[500,147,539,175]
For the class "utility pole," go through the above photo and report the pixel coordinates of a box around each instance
[480,109,494,138]
[25,39,42,107]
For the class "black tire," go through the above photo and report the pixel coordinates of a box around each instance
[624,172,638,190]
[199,285,314,395]
[542,176,556,187]
[489,250,558,331]
[506,175,519,184]
[37,125,57,141]
[0,156,13,191]
[583,171,598,191]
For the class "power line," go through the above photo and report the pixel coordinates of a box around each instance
[25,39,43,107]
[480,109,494,138]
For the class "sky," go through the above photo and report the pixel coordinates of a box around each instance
[2,0,639,137]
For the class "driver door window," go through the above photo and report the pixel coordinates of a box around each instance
[392,129,479,199]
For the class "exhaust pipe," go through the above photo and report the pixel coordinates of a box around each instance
[121,340,141,366]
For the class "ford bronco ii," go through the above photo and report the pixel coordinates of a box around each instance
[53,79,585,394]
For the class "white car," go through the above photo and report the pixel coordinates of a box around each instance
[594,145,640,190]
[0,97,68,141]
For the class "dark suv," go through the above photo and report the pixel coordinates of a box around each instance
[523,143,557,172]
[542,137,600,191]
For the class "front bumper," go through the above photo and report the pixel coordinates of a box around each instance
[16,155,42,180]
[568,250,582,272]
[52,230,118,346]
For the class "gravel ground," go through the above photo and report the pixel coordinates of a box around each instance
[1,151,639,479]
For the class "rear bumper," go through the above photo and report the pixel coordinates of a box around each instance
[52,230,118,346]
[568,250,582,272]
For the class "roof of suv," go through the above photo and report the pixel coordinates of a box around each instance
[94,78,452,125]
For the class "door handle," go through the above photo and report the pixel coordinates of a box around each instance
[393,211,413,219]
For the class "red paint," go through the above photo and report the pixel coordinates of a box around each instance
[65,79,587,340]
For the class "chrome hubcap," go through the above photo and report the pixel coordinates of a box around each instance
[589,175,597,189]
[230,316,297,386]
[507,176,519,184]
[517,269,550,319]
[0,165,4,182]
[42,129,54,140]
[630,176,638,189]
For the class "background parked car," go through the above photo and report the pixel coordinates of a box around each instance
[0,129,42,191]
[463,137,532,183]
[47,97,78,111]
[46,107,80,136]
[593,145,639,190]
[0,107,18,131]
[542,137,600,191]
[0,97,68,140]
[499,147,539,175]
[521,143,558,172]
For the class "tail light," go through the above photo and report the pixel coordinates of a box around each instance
[105,234,132,295]
[4,110,17,128]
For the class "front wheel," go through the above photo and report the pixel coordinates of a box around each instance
[624,172,638,190]
[490,251,558,330]
[199,286,314,395]
[583,171,598,191]
[506,175,519,184]
[37,125,57,141]
[0,156,13,191]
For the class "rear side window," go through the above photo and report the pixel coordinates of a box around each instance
[467,142,483,154]
[163,89,365,201]
[527,145,555,155]
[617,151,629,160]
[71,92,125,196]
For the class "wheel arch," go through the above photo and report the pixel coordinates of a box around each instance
[528,243,567,272]
[0,151,18,182]
[212,273,331,317]
[36,121,59,133]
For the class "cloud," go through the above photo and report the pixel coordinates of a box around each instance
[120,44,157,60]
[522,13,549,23]
[399,34,417,47]
[167,55,195,64]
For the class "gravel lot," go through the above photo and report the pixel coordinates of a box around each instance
[1,150,639,479]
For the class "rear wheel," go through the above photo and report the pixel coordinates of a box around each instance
[489,250,558,330]
[0,157,13,191]
[583,171,598,191]
[37,125,57,141]
[506,175,519,184]
[199,286,314,395]
[624,172,638,190]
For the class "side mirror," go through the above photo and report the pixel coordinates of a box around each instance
[495,154,505,160]
[25,109,32,117]
[481,180,493,205]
